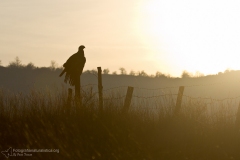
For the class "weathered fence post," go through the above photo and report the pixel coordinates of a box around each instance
[67,88,72,114]
[122,86,134,114]
[97,67,103,112]
[174,86,185,115]
[75,75,82,110]
[235,101,240,128]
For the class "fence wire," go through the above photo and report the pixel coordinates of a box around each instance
[81,83,240,108]
[79,83,240,126]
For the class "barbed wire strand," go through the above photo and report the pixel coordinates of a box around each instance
[183,95,240,102]
[102,86,128,92]
[81,84,98,88]
[132,94,178,99]
[103,95,125,101]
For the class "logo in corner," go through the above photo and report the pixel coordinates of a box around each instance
[1,147,12,158]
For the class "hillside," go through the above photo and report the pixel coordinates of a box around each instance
[1,66,240,99]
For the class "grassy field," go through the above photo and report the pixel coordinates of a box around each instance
[0,87,240,160]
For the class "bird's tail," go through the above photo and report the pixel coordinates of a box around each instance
[59,69,66,77]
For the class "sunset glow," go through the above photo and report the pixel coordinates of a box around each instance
[1,0,240,77]
[137,0,240,76]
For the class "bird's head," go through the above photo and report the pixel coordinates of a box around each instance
[78,45,85,51]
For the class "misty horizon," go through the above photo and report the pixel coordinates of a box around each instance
[0,56,236,78]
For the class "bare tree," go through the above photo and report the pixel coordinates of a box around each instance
[84,69,97,74]
[155,72,169,78]
[194,71,204,77]
[90,69,97,74]
[129,70,136,76]
[155,71,163,78]
[181,70,192,78]
[103,68,110,74]
[26,62,36,69]
[112,71,117,75]
[119,67,127,75]
[8,57,23,68]
[50,60,58,70]
[137,70,148,77]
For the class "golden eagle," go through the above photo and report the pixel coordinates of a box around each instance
[59,45,86,86]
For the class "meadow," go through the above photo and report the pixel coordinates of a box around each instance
[1,85,240,160]
[1,61,240,159]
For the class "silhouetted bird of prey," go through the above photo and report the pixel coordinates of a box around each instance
[59,45,86,86]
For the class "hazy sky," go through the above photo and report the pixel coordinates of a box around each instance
[1,0,240,77]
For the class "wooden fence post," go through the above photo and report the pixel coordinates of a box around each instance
[174,86,185,115]
[122,86,134,114]
[97,67,103,112]
[67,88,72,114]
[75,75,82,110]
[236,102,240,128]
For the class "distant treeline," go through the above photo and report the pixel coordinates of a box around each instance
[0,56,236,78]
